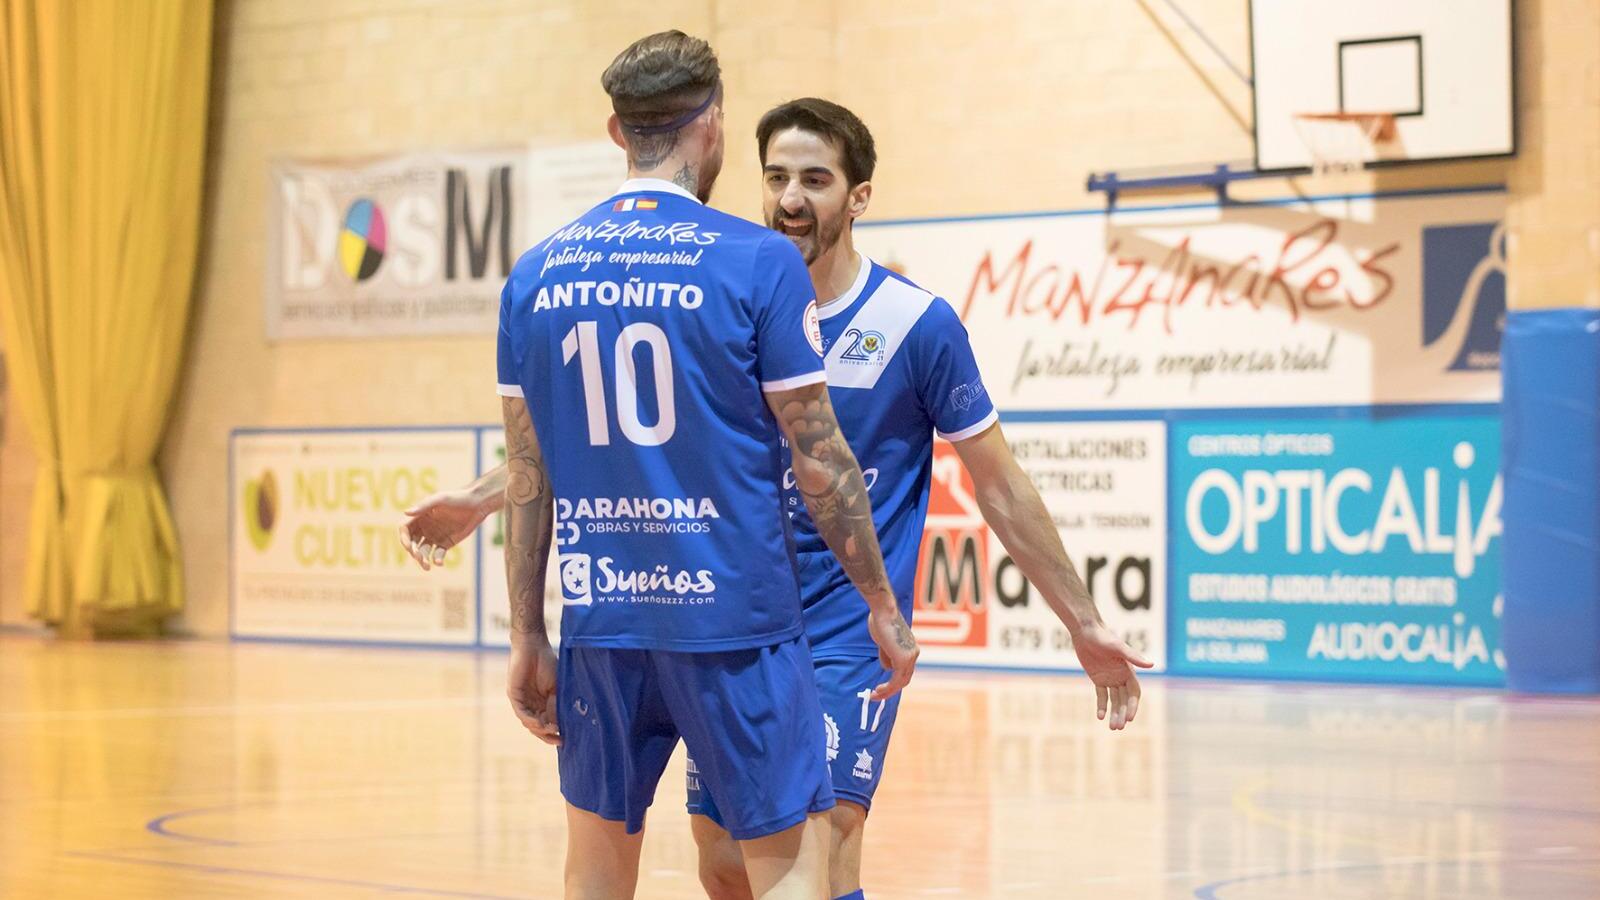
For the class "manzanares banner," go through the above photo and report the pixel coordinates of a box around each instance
[1172,415,1504,685]
[854,190,1506,410]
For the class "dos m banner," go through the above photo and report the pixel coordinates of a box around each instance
[266,143,623,340]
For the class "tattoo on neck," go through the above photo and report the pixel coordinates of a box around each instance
[671,162,698,194]
[629,131,678,171]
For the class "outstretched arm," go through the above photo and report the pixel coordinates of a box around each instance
[953,423,1153,730]
[766,382,918,699]
[398,464,508,570]
[501,397,560,745]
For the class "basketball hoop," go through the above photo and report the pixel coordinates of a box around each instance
[1292,112,1398,175]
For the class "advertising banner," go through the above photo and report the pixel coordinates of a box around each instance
[267,142,622,340]
[1171,415,1503,685]
[913,422,1168,671]
[231,429,479,644]
[855,191,1506,409]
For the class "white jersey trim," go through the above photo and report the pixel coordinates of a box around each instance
[496,383,525,398]
[615,178,701,204]
[823,273,936,390]
[816,256,874,321]
[761,370,828,392]
[938,408,999,443]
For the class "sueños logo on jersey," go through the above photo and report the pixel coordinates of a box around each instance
[559,552,717,606]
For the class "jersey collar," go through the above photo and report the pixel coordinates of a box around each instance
[614,177,701,205]
[816,255,874,320]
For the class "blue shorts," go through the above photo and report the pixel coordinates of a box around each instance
[689,654,900,825]
[557,637,835,841]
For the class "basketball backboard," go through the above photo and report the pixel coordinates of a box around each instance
[1250,0,1516,171]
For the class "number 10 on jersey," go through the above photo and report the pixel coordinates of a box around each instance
[562,321,677,446]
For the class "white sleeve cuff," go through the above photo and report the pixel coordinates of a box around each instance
[496,383,525,398]
[937,409,999,442]
[760,370,828,392]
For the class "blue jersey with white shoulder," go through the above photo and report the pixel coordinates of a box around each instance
[498,179,826,653]
[786,258,998,658]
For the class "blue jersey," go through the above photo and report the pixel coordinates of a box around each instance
[497,179,826,652]
[786,259,997,658]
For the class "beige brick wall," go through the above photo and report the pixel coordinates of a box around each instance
[1506,0,1600,310]
[3,0,1592,632]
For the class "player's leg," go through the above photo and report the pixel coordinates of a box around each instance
[812,655,905,899]
[827,801,868,899]
[556,646,679,899]
[564,805,644,898]
[739,811,831,899]
[687,782,754,900]
[655,637,836,899]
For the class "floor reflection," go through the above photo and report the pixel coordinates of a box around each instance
[1,637,1596,898]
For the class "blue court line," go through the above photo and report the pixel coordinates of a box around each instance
[146,804,243,847]
[1192,853,1600,899]
[66,850,532,899]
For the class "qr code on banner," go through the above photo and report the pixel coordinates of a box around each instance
[441,590,468,631]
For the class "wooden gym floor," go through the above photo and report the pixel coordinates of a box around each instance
[1,634,1597,898]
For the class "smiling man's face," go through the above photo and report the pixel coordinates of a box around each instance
[761,127,853,265]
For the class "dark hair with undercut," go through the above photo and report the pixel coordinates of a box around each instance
[601,31,721,167]
[756,98,877,187]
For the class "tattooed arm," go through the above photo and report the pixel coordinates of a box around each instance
[766,382,919,699]
[502,397,560,745]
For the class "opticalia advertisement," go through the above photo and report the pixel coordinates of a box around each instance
[913,422,1167,671]
[1171,416,1504,685]
[231,429,479,644]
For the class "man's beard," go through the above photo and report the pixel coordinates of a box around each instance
[770,205,845,265]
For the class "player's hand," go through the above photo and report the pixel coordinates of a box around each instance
[398,488,494,570]
[1072,623,1154,731]
[868,606,919,700]
[507,640,561,746]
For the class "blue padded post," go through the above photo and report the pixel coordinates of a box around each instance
[1501,309,1600,693]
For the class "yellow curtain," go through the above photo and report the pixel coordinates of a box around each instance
[0,1,212,636]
